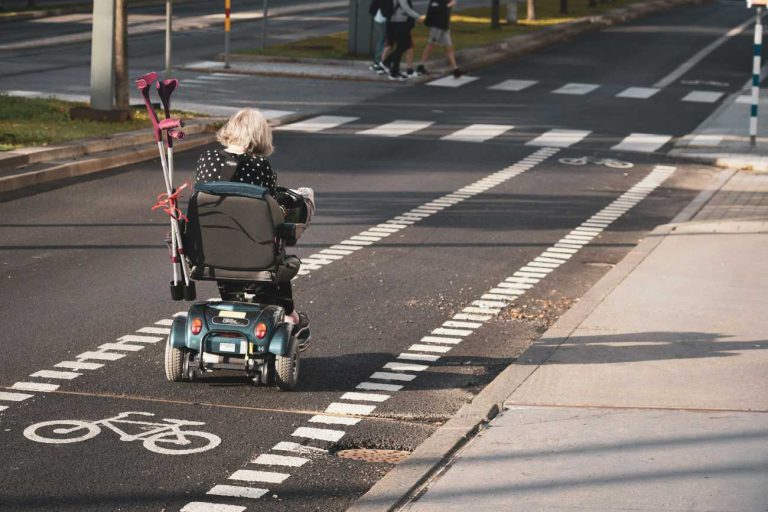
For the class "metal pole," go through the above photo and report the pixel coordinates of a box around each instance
[224,0,231,69]
[90,0,117,111]
[165,0,172,76]
[261,0,269,50]
[751,7,763,146]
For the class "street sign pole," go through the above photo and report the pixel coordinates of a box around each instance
[261,0,270,49]
[751,6,763,146]
[224,0,231,69]
[90,0,117,111]
[165,0,173,77]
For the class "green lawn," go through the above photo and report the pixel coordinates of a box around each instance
[0,95,197,152]
[235,0,640,60]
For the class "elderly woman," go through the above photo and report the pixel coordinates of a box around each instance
[194,108,313,325]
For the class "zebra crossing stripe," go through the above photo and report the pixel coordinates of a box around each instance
[616,87,660,99]
[441,124,514,143]
[358,120,433,137]
[309,414,361,425]
[612,133,672,153]
[0,391,34,402]
[489,79,538,91]
[682,90,724,103]
[292,427,345,442]
[55,361,104,371]
[526,129,591,148]
[552,83,599,95]
[181,502,246,512]
[427,75,479,87]
[12,382,58,392]
[29,370,81,380]
[277,115,358,132]
[229,470,289,484]
[252,454,309,467]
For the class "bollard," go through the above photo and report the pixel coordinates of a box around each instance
[224,0,231,69]
[751,7,763,146]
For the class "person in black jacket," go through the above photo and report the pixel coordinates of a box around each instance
[381,0,421,81]
[417,0,462,78]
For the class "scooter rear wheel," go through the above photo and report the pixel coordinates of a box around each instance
[164,341,188,382]
[274,343,299,391]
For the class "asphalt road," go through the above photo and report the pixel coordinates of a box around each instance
[0,1,756,511]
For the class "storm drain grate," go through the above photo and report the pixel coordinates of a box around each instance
[336,449,411,464]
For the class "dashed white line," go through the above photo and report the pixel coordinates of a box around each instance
[0,391,34,402]
[136,326,171,335]
[398,353,441,362]
[526,129,591,148]
[11,382,58,392]
[76,351,125,361]
[309,415,361,426]
[29,370,81,380]
[370,371,417,381]
[207,485,269,500]
[383,362,429,372]
[427,75,479,87]
[55,361,104,370]
[612,133,672,153]
[252,454,309,467]
[277,115,358,132]
[616,86,660,99]
[99,343,144,352]
[441,124,513,143]
[292,427,346,442]
[356,381,403,392]
[552,83,600,95]
[489,79,538,91]
[325,402,376,415]
[341,392,390,402]
[358,120,434,137]
[229,470,290,484]
[181,502,246,512]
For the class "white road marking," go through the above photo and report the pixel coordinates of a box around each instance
[0,391,34,401]
[432,327,473,336]
[358,120,434,137]
[29,370,81,380]
[309,415,361,425]
[272,441,328,454]
[442,320,483,329]
[452,313,492,321]
[612,133,672,153]
[155,319,174,326]
[526,129,591,148]
[292,427,345,442]
[427,75,479,87]
[689,134,723,147]
[0,406,7,411]
[229,470,289,484]
[408,344,452,353]
[383,362,429,372]
[356,381,403,392]
[76,351,124,361]
[278,115,358,132]
[326,402,376,415]
[552,83,599,95]
[398,353,441,362]
[118,334,163,343]
[489,79,538,91]
[207,485,269,500]
[682,90,724,103]
[252,454,309,467]
[616,86,660,99]
[99,343,144,352]
[341,392,390,402]
[55,361,104,370]
[370,371,417,381]
[420,335,462,344]
[12,382,58,392]
[181,502,246,512]
[136,326,170,335]
[654,15,756,88]
[441,124,513,143]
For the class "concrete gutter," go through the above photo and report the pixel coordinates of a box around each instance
[189,0,707,82]
[0,111,305,196]
[346,167,735,512]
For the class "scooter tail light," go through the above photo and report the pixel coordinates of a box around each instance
[191,318,203,335]
[255,322,268,339]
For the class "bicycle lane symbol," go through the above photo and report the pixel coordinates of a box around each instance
[23,411,221,455]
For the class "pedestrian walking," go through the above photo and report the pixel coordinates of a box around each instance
[381,0,421,81]
[369,0,392,75]
[417,0,462,78]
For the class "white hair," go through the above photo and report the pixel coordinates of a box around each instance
[216,108,274,156]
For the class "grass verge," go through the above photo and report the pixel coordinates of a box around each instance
[0,94,199,152]
[235,0,641,60]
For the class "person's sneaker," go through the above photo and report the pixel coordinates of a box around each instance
[416,64,428,76]
[452,68,463,78]
[388,72,408,82]
[377,61,390,75]
[406,68,416,78]
[369,62,383,73]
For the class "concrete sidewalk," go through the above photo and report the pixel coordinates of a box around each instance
[380,170,768,512]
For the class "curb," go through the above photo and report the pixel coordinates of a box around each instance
[196,0,707,82]
[0,112,306,196]
[346,166,736,512]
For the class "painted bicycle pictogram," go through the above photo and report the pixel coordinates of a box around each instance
[23,411,221,455]
[558,156,634,169]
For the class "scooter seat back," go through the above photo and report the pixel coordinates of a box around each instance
[185,182,285,271]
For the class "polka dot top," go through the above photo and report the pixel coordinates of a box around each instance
[195,148,277,195]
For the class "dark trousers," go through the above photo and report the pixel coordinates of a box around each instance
[383,21,413,75]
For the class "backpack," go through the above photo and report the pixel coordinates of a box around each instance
[378,0,394,18]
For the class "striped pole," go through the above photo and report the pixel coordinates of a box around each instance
[224,0,231,69]
[751,7,763,146]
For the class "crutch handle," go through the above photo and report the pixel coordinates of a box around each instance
[159,118,184,130]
